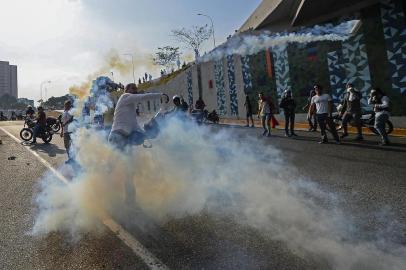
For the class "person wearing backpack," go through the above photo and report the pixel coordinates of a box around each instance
[368,88,391,146]
[340,83,363,141]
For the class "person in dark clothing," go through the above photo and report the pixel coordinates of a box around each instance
[279,89,297,137]
[244,95,254,127]
[303,89,318,131]
[25,106,35,118]
[31,106,47,144]
[195,97,206,111]
[340,83,363,140]
[180,97,189,112]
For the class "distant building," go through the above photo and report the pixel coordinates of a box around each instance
[0,61,18,98]
[18,98,34,107]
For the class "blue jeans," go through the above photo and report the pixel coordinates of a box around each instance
[32,124,43,143]
[261,113,271,133]
[374,113,389,143]
[108,130,145,150]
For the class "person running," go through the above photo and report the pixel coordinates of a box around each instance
[108,83,163,150]
[258,92,272,137]
[31,106,47,144]
[279,89,297,137]
[310,84,340,144]
[303,89,318,131]
[340,83,363,141]
[368,88,391,145]
[60,100,74,163]
[244,95,255,127]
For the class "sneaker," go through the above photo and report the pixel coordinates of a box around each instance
[379,141,390,146]
[262,130,268,136]
[308,128,313,131]
[267,132,272,137]
[335,140,341,145]
[244,124,249,127]
[251,125,255,128]
[340,133,349,139]
[285,133,290,137]
[291,133,298,137]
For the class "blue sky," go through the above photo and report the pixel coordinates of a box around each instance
[0,0,261,100]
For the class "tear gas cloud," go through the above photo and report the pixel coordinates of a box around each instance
[33,19,406,269]
[33,118,406,270]
[199,20,359,62]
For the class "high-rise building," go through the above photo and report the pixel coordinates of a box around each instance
[0,61,18,98]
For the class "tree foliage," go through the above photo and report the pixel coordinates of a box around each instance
[171,24,213,59]
[0,94,27,110]
[153,46,181,70]
[43,94,71,110]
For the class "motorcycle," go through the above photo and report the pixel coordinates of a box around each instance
[332,110,394,135]
[46,115,62,133]
[190,109,219,124]
[20,118,53,143]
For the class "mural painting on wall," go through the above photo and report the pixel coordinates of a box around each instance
[326,33,372,108]
[241,56,253,94]
[214,60,227,115]
[227,55,239,116]
[327,50,347,102]
[272,45,292,99]
[186,69,193,107]
[380,0,406,94]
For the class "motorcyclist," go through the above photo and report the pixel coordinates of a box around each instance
[340,83,363,141]
[31,106,47,144]
[368,88,391,145]
[25,105,35,118]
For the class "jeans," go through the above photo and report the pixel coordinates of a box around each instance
[284,113,295,135]
[32,124,43,142]
[108,130,145,150]
[261,113,271,133]
[342,111,362,136]
[317,113,339,142]
[63,133,72,159]
[307,113,317,130]
[375,113,389,143]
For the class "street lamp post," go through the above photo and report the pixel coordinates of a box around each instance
[39,80,51,104]
[123,53,136,84]
[197,13,216,48]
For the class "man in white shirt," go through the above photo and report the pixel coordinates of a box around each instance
[310,84,340,144]
[368,88,391,145]
[60,100,74,163]
[108,83,163,150]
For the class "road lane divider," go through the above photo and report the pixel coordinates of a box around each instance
[0,127,169,270]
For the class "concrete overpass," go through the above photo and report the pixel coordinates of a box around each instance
[239,0,380,32]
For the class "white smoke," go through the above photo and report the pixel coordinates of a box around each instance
[32,117,406,269]
[199,20,359,62]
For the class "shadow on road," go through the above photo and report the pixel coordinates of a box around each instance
[25,143,66,157]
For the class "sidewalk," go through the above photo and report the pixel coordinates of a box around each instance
[220,114,406,137]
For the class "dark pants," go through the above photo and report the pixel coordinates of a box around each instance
[63,133,72,159]
[307,113,317,130]
[375,113,389,143]
[342,111,362,137]
[261,113,271,134]
[317,113,339,142]
[32,124,44,143]
[284,113,295,135]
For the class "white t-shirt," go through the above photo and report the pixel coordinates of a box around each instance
[61,110,73,134]
[311,94,332,114]
[111,92,161,135]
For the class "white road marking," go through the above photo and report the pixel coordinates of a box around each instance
[0,126,169,270]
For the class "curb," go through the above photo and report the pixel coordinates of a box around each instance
[219,118,406,137]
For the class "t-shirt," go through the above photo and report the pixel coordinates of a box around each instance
[61,110,73,134]
[111,92,162,135]
[311,94,332,114]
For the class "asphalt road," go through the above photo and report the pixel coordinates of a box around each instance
[1,120,406,270]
